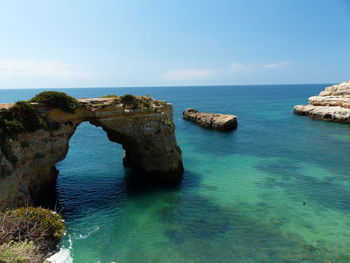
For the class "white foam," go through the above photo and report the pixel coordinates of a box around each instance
[47,235,73,263]
[76,226,100,240]
[46,226,101,263]
[47,248,73,263]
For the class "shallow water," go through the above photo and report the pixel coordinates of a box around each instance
[2,84,350,263]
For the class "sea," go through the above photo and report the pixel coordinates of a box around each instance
[1,84,350,263]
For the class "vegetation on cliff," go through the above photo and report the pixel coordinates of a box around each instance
[121,94,154,109]
[0,207,65,263]
[0,91,77,137]
[120,94,138,105]
[119,94,167,109]
[0,240,36,263]
[100,94,167,109]
[101,94,119,99]
[0,92,169,138]
[29,91,79,113]
[0,101,47,137]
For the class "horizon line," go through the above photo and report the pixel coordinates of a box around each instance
[0,82,337,90]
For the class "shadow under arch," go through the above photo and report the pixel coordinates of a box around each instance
[39,122,186,216]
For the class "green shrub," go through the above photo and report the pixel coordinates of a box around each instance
[3,120,24,133]
[119,94,155,109]
[0,207,65,256]
[137,96,152,109]
[0,240,36,263]
[29,91,79,113]
[120,94,137,105]
[156,100,167,106]
[163,118,174,127]
[0,92,78,137]
[0,101,47,136]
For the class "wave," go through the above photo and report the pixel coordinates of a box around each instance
[46,235,73,263]
[46,226,100,263]
[75,226,100,240]
[47,248,73,263]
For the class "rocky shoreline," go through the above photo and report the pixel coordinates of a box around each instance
[183,108,237,130]
[294,81,350,122]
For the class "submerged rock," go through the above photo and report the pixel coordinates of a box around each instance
[0,93,183,211]
[294,80,350,122]
[183,108,237,130]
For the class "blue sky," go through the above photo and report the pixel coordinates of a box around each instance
[0,0,349,89]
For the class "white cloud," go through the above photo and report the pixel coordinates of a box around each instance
[162,62,249,81]
[0,59,94,78]
[162,61,292,83]
[228,62,249,71]
[162,69,216,81]
[264,62,291,69]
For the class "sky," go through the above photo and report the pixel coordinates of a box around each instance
[0,0,349,89]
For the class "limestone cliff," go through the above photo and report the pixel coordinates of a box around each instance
[294,81,350,122]
[183,108,237,130]
[0,96,183,211]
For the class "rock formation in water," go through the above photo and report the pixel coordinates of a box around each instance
[294,80,350,122]
[183,108,237,130]
[0,94,183,211]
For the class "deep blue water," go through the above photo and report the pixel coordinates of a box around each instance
[1,84,350,263]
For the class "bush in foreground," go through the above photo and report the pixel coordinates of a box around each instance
[0,240,36,263]
[0,207,65,263]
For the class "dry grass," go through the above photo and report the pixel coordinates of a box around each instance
[0,207,65,263]
[0,240,38,263]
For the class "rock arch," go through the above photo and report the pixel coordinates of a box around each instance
[0,97,183,210]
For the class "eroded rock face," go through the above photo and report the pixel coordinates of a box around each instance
[0,97,183,210]
[183,108,237,130]
[294,81,350,122]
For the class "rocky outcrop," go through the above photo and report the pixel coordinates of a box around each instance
[294,81,350,122]
[183,108,237,130]
[0,96,183,211]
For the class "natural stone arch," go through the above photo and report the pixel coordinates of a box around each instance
[0,97,183,210]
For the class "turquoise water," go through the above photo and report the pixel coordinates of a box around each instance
[2,84,350,263]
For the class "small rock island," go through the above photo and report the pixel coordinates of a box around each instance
[0,92,183,211]
[183,108,237,130]
[294,80,350,122]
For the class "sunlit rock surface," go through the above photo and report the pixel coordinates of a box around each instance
[0,97,183,210]
[294,81,350,122]
[183,108,237,130]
